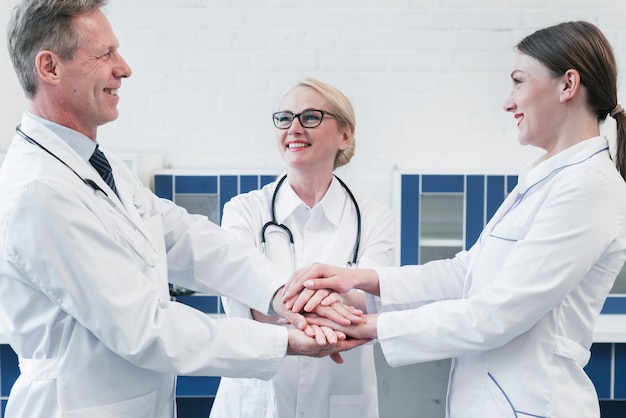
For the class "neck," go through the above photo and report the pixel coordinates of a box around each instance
[286,170,334,208]
[545,112,600,158]
[30,100,97,142]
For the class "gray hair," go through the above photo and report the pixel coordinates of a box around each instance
[7,0,108,99]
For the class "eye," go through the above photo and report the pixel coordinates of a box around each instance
[276,113,293,123]
[302,111,322,122]
[97,49,113,61]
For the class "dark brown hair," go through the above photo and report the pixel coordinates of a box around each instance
[516,21,626,181]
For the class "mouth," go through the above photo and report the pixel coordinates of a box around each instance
[287,142,311,149]
[104,88,119,96]
[514,113,523,127]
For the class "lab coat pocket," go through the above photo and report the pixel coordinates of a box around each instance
[329,394,368,418]
[210,378,274,418]
[489,223,529,242]
[65,390,156,418]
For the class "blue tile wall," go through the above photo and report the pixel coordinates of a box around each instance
[465,175,485,249]
[400,174,420,266]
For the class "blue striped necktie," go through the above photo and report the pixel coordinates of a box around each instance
[89,145,119,197]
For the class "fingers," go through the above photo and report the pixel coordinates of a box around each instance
[283,264,317,300]
[286,287,315,312]
[320,291,343,306]
[328,301,363,323]
[311,302,362,326]
[330,353,344,364]
[303,289,331,312]
[284,263,340,301]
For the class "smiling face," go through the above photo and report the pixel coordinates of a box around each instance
[276,86,351,175]
[52,9,131,139]
[502,52,564,153]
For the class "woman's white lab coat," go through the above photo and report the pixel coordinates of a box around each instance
[375,137,626,418]
[210,177,395,418]
[0,114,290,418]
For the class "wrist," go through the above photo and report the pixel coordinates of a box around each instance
[357,269,380,296]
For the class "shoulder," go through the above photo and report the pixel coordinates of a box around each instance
[353,192,393,221]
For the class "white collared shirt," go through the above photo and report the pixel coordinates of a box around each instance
[212,175,395,418]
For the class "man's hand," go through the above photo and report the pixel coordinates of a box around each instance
[272,286,313,336]
[286,327,371,364]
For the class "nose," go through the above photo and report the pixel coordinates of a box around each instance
[113,52,132,79]
[288,116,304,134]
[502,90,515,113]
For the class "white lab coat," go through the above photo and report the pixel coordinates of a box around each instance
[375,137,626,418]
[210,177,395,418]
[0,114,290,418]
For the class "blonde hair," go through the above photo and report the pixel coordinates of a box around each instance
[282,78,356,169]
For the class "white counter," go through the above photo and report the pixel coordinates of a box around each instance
[1,314,626,345]
[590,314,626,343]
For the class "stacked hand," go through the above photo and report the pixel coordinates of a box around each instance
[272,263,381,363]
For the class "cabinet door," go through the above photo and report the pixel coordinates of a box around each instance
[399,173,516,264]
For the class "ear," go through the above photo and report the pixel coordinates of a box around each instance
[559,68,581,103]
[338,127,353,150]
[34,50,62,86]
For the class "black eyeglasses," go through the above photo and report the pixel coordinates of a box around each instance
[272,109,336,129]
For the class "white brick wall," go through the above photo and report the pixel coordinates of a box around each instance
[102,0,626,208]
[3,1,626,209]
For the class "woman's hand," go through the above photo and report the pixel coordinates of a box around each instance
[307,291,363,326]
[283,263,380,311]
[303,313,379,341]
[274,286,362,329]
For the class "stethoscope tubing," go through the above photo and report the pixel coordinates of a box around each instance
[260,173,361,269]
[15,126,158,267]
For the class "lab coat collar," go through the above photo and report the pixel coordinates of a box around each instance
[26,111,95,160]
[274,176,346,228]
[517,136,608,193]
[18,113,125,208]
[18,113,91,175]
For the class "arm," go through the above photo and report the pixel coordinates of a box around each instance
[5,180,288,378]
[378,165,625,366]
[159,193,285,316]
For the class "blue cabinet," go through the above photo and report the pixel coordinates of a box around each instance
[397,173,517,266]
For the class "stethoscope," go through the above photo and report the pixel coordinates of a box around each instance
[15,125,158,268]
[260,174,361,270]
